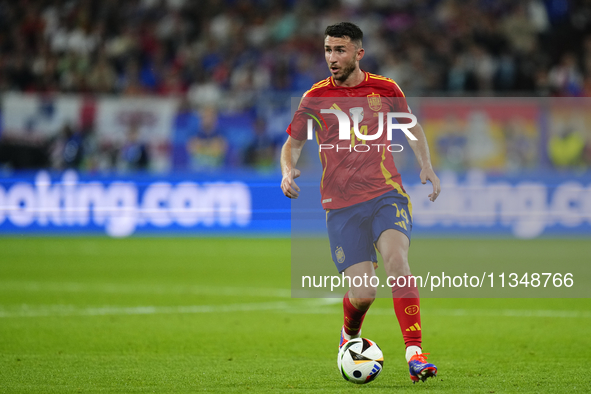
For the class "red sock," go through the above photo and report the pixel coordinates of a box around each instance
[391,275,422,348]
[343,290,367,336]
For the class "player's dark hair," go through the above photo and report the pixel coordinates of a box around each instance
[324,22,363,47]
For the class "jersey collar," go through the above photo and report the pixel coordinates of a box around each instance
[330,70,369,88]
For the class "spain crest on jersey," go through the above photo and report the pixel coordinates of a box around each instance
[336,246,345,264]
[367,92,382,111]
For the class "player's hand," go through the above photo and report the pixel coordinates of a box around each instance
[281,168,301,199]
[420,166,440,202]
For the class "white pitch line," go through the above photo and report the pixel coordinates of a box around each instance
[0,299,340,318]
[436,308,591,319]
[0,300,589,319]
[0,282,291,298]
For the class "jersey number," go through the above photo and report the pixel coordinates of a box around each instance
[392,203,409,224]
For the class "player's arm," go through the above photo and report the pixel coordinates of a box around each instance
[406,123,441,202]
[280,136,306,199]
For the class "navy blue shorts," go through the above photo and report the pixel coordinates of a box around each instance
[326,189,412,273]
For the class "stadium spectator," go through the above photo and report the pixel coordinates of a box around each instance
[0,0,588,100]
[171,98,200,171]
[548,129,585,168]
[502,117,538,171]
[244,118,278,171]
[436,115,467,172]
[188,106,227,171]
[88,54,117,93]
[120,60,148,96]
[187,71,222,108]
[55,123,85,170]
[120,121,150,171]
[157,69,186,96]
[548,53,584,96]
[502,4,538,54]
[2,0,591,172]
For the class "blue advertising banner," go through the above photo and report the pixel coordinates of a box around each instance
[406,170,591,238]
[0,170,589,238]
[0,171,290,237]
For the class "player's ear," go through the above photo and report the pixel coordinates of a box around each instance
[357,47,365,61]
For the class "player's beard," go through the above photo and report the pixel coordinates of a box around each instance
[333,59,357,82]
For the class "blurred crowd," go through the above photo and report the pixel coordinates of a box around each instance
[3,0,591,97]
[1,0,591,172]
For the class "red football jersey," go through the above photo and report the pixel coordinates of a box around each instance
[287,71,412,210]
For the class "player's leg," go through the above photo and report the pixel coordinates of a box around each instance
[340,260,377,348]
[344,260,377,311]
[326,205,376,350]
[371,191,437,383]
[376,229,419,350]
[376,229,436,383]
[376,229,421,350]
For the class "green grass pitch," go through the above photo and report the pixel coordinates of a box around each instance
[0,237,590,393]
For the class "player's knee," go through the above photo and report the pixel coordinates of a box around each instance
[383,251,406,265]
[352,297,375,310]
[350,284,376,308]
[383,252,410,276]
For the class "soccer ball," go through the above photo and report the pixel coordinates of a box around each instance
[337,338,383,384]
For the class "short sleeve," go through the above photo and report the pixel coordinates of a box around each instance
[390,82,412,114]
[286,94,314,141]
